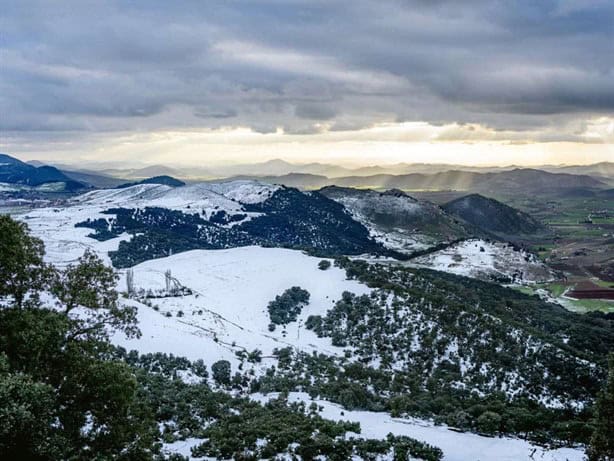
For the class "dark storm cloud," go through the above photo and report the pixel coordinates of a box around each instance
[1,0,613,140]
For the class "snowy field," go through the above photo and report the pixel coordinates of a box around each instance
[161,393,585,461]
[409,239,555,283]
[250,393,585,461]
[112,247,370,371]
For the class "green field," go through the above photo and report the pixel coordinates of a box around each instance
[512,282,614,313]
[560,297,614,313]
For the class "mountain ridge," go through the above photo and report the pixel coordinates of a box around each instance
[0,153,85,191]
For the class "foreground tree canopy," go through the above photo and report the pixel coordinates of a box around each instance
[587,353,614,461]
[0,215,154,459]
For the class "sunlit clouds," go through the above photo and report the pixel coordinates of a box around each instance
[1,1,612,166]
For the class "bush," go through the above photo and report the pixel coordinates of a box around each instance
[318,260,332,270]
[211,360,231,385]
[267,287,310,326]
[477,411,502,434]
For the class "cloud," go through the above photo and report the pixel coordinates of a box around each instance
[1,0,613,156]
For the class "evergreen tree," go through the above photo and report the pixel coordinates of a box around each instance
[588,353,614,461]
[212,360,232,385]
[0,215,48,307]
[0,216,157,459]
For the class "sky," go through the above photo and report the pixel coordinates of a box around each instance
[1,0,613,167]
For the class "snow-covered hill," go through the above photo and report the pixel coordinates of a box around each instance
[22,180,392,268]
[112,247,370,371]
[19,181,284,266]
[320,187,473,252]
[409,239,555,283]
[72,180,278,217]
[13,186,593,461]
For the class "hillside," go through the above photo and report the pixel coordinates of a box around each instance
[62,169,127,188]
[14,187,612,459]
[320,186,474,251]
[116,175,186,189]
[0,153,85,191]
[408,239,555,283]
[22,181,393,268]
[442,193,548,238]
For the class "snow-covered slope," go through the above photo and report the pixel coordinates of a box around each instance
[71,180,278,217]
[320,187,472,252]
[203,180,280,204]
[19,181,282,266]
[249,393,583,461]
[112,247,370,371]
[15,187,586,461]
[409,239,555,283]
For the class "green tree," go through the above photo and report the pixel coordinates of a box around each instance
[0,215,48,307]
[477,411,502,435]
[50,250,140,341]
[318,260,331,270]
[0,354,58,459]
[0,215,157,459]
[587,353,614,461]
[212,360,232,385]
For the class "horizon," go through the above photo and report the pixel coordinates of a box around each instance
[5,151,612,172]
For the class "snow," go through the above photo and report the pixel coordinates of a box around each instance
[112,247,370,371]
[328,190,436,253]
[203,180,280,204]
[333,191,422,217]
[409,239,555,283]
[20,205,129,266]
[251,393,585,461]
[70,183,251,218]
[17,180,282,266]
[162,438,210,460]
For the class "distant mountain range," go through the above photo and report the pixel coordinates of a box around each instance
[2,153,611,197]
[221,168,607,195]
[22,155,614,180]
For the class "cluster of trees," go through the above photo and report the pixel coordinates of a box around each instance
[0,215,155,459]
[192,397,443,461]
[121,350,444,461]
[318,259,332,270]
[267,286,310,330]
[255,258,614,448]
[587,354,614,460]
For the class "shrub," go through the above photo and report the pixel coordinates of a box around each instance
[318,260,332,270]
